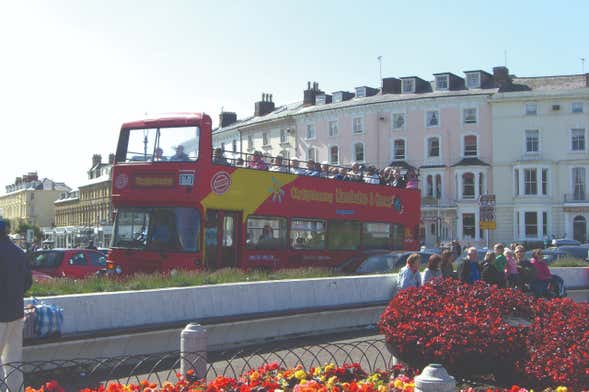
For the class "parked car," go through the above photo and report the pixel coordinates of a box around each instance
[336,250,436,275]
[29,248,107,278]
[546,245,589,261]
[551,238,581,247]
[524,248,569,264]
[31,270,53,282]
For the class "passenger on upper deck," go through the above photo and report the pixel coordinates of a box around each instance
[248,151,269,170]
[170,145,189,161]
[212,148,229,165]
[290,158,307,175]
[305,160,320,177]
[363,166,381,184]
[347,162,363,182]
[154,147,167,161]
[269,156,288,173]
[406,168,418,189]
[391,169,407,188]
[320,162,330,178]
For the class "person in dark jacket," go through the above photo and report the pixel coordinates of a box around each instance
[0,219,32,391]
[458,246,481,284]
[480,251,506,287]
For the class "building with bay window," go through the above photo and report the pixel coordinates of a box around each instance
[491,74,589,244]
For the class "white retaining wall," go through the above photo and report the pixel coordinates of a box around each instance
[26,275,396,335]
[26,268,589,336]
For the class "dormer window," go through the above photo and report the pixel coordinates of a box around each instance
[435,75,449,90]
[333,92,343,103]
[316,94,327,105]
[466,72,481,89]
[355,87,367,98]
[402,79,415,93]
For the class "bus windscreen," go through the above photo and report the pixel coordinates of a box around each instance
[124,126,200,163]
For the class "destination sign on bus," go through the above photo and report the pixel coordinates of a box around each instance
[134,175,175,188]
[289,186,400,209]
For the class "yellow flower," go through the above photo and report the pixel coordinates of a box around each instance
[393,379,403,389]
[250,371,260,382]
[294,370,307,380]
[556,387,568,392]
[313,368,322,377]
[326,376,338,387]
[325,364,335,374]
[378,385,387,392]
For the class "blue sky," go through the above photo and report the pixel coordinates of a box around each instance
[0,0,587,191]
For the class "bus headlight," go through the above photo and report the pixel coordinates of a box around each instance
[114,265,123,275]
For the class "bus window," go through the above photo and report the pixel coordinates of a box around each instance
[112,207,200,252]
[391,224,405,250]
[112,210,150,249]
[328,220,361,250]
[291,219,326,250]
[123,126,200,163]
[246,216,287,250]
[363,223,391,249]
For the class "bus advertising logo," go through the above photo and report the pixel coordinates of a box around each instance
[211,171,231,195]
[114,173,129,190]
[268,177,285,203]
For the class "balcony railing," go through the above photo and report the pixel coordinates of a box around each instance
[564,192,589,203]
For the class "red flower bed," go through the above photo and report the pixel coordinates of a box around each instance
[378,278,589,389]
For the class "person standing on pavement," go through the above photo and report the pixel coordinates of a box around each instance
[458,246,481,284]
[397,253,421,290]
[0,219,33,392]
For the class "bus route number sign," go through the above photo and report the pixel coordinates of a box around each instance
[179,172,195,187]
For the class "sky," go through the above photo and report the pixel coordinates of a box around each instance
[0,0,587,192]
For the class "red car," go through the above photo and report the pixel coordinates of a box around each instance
[30,249,107,278]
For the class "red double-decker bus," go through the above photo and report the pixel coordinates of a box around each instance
[107,112,420,275]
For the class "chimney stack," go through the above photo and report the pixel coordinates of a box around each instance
[108,153,115,164]
[303,81,324,106]
[219,111,237,128]
[254,93,275,117]
[92,154,102,168]
[493,66,512,91]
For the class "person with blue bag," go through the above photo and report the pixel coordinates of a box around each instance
[0,219,32,391]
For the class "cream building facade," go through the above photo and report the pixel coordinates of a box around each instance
[51,154,114,247]
[491,75,589,244]
[0,173,70,231]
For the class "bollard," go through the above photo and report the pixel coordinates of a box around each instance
[180,323,207,380]
[414,363,455,392]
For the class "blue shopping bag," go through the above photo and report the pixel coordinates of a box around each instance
[31,298,63,338]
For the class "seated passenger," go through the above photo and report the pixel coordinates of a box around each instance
[170,145,189,161]
[304,160,320,176]
[406,168,418,189]
[290,158,307,175]
[320,162,330,178]
[248,151,269,170]
[346,162,363,182]
[235,157,246,167]
[269,155,288,173]
[293,236,307,249]
[212,148,229,165]
[391,169,406,188]
[363,166,381,184]
[154,147,167,161]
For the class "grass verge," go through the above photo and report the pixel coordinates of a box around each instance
[28,267,341,297]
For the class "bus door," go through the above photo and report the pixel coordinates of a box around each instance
[205,210,240,269]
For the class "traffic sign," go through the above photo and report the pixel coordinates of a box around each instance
[479,194,496,230]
